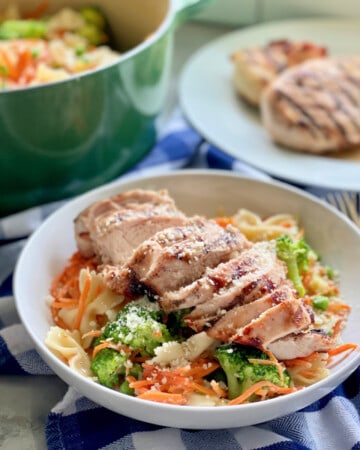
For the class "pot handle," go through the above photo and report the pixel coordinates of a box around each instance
[173,0,213,26]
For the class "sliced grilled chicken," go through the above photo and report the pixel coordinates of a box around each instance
[231,39,327,106]
[231,298,314,348]
[207,282,296,341]
[261,56,360,153]
[102,219,250,298]
[162,241,283,314]
[267,329,336,360]
[74,189,187,265]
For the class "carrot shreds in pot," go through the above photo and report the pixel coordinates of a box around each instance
[214,216,234,227]
[23,1,49,19]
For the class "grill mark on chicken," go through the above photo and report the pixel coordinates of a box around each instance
[262,56,360,153]
[263,45,286,73]
[184,273,282,333]
[308,70,360,139]
[74,189,187,266]
[276,90,321,137]
[160,241,281,314]
[180,244,287,332]
[231,299,314,348]
[268,329,335,360]
[206,282,296,341]
[102,219,250,298]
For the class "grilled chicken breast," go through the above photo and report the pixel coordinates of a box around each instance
[74,189,187,265]
[103,219,250,298]
[261,56,360,153]
[231,39,327,106]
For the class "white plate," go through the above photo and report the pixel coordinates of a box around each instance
[179,19,360,191]
[14,170,360,429]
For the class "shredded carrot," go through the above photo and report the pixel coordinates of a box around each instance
[327,343,359,357]
[332,319,344,338]
[285,359,312,368]
[280,220,294,228]
[327,303,351,313]
[51,300,79,309]
[137,390,187,405]
[285,351,321,370]
[23,1,49,19]
[82,330,103,339]
[50,251,98,328]
[128,359,220,403]
[72,271,91,330]
[92,341,132,358]
[189,381,217,397]
[214,216,234,227]
[229,381,300,406]
[259,347,285,384]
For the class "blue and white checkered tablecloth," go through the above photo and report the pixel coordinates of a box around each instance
[1,111,359,450]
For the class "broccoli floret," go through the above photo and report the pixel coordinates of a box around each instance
[90,348,128,388]
[215,343,291,400]
[275,235,311,297]
[91,347,143,390]
[91,300,172,389]
[78,6,108,46]
[166,308,194,339]
[0,20,47,40]
[102,300,172,357]
[80,7,106,29]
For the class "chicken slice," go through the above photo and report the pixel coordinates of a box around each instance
[162,241,283,314]
[102,219,250,298]
[231,298,314,348]
[267,329,336,360]
[74,189,187,265]
[207,282,296,341]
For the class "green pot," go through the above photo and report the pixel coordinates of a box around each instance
[0,0,210,216]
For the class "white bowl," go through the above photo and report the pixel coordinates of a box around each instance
[14,170,360,429]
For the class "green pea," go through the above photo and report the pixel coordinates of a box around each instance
[312,295,329,310]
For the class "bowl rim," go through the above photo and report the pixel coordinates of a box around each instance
[13,169,360,427]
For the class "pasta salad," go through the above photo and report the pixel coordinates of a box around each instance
[45,189,358,406]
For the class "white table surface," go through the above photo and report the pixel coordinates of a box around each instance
[0,21,234,450]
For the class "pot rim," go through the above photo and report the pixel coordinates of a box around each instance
[0,0,178,96]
